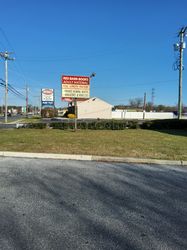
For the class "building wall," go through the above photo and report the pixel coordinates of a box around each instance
[77,98,112,119]
[112,110,176,120]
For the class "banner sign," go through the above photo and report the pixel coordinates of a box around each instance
[41,88,55,106]
[62,75,90,101]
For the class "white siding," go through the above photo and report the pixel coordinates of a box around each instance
[77,98,112,119]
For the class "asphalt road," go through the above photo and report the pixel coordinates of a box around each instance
[0,158,187,250]
[0,114,25,122]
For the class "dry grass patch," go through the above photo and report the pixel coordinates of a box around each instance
[0,129,186,160]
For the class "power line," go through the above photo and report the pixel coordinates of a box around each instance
[0,78,24,97]
[0,27,27,83]
[0,81,25,100]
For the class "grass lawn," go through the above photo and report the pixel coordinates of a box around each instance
[14,117,42,123]
[0,129,186,160]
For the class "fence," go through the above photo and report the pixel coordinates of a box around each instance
[112,110,176,120]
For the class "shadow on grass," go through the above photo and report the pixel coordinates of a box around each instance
[153,129,187,137]
[141,119,187,137]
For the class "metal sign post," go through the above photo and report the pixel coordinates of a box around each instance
[74,98,77,131]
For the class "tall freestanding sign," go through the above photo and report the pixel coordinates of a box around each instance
[61,75,90,130]
[61,75,90,101]
[41,88,55,107]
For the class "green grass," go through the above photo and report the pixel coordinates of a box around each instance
[16,117,42,123]
[0,129,187,160]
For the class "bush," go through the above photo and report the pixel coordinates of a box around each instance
[87,122,97,130]
[41,108,58,118]
[95,122,105,130]
[18,119,187,130]
[49,120,139,130]
[67,113,76,119]
[77,122,88,129]
[104,122,112,130]
[127,120,140,129]
[26,123,47,129]
[49,122,64,129]
[50,122,75,130]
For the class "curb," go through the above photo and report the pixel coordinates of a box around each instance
[0,151,92,161]
[0,151,186,166]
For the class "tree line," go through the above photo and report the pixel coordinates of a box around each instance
[114,98,187,112]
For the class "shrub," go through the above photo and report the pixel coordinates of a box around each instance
[104,122,112,130]
[50,122,75,130]
[41,108,58,118]
[26,123,46,129]
[111,120,128,130]
[67,113,76,119]
[95,122,105,130]
[77,122,88,129]
[49,122,64,129]
[49,120,139,130]
[88,122,97,130]
[127,120,140,129]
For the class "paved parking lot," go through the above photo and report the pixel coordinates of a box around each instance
[0,157,187,250]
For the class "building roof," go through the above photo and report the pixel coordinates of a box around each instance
[77,97,113,107]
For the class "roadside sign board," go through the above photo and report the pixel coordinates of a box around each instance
[62,75,90,101]
[41,88,55,107]
[22,106,26,113]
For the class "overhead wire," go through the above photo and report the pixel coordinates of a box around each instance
[0,79,25,100]
[0,27,27,83]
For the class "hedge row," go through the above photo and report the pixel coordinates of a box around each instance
[22,120,139,130]
[26,123,47,129]
[22,119,187,130]
[50,120,139,130]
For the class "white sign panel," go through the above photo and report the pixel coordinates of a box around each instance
[41,88,54,106]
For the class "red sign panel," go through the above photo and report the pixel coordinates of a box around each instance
[62,75,90,85]
[62,75,90,101]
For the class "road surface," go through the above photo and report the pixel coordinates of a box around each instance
[0,157,187,250]
[0,114,26,122]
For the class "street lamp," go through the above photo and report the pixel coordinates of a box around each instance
[90,72,96,79]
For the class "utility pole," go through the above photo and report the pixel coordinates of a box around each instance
[143,92,146,120]
[26,84,29,118]
[39,95,41,116]
[0,52,14,123]
[33,96,41,116]
[178,28,186,119]
[174,27,187,119]
[151,88,155,111]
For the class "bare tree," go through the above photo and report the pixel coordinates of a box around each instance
[129,98,143,108]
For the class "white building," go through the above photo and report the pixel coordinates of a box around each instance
[77,97,113,119]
